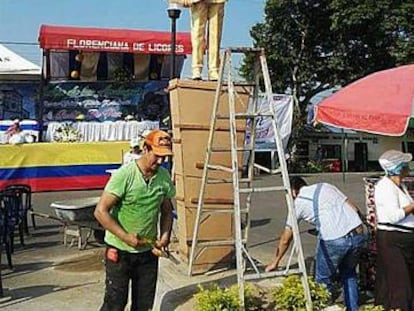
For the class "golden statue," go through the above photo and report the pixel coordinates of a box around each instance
[170,0,227,80]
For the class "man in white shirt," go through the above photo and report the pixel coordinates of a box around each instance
[123,138,142,165]
[265,176,366,311]
[123,130,152,166]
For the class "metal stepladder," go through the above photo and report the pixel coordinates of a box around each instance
[188,47,312,310]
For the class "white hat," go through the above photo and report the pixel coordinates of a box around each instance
[379,149,412,172]
[140,129,152,138]
[130,137,140,148]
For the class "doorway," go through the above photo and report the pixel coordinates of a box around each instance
[354,142,368,172]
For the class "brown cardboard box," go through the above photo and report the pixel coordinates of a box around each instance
[175,174,234,208]
[176,200,233,242]
[172,129,245,179]
[175,200,234,273]
[169,79,251,273]
[169,79,251,130]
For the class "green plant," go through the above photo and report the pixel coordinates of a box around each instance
[359,305,385,311]
[289,159,329,173]
[112,66,133,83]
[307,160,329,173]
[52,123,82,142]
[195,283,261,311]
[271,275,330,311]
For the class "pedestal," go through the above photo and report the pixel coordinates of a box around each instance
[169,79,251,273]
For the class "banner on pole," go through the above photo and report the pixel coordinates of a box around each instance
[246,94,293,151]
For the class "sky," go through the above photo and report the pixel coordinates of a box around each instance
[0,0,265,77]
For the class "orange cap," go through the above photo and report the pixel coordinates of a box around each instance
[144,130,173,156]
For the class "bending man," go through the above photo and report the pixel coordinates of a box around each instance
[265,176,366,311]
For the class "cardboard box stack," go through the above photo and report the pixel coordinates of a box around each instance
[169,79,251,273]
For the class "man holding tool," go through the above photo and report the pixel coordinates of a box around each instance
[95,129,176,311]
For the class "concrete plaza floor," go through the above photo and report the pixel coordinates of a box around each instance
[0,172,376,310]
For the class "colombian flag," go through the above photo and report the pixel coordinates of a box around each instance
[0,141,128,192]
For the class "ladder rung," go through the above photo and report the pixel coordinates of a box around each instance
[228,47,262,53]
[173,123,245,132]
[244,268,302,281]
[235,113,274,118]
[216,113,274,120]
[201,208,248,214]
[196,239,246,247]
[206,164,234,173]
[219,81,257,87]
[239,186,286,193]
[190,198,233,205]
[206,178,250,184]
[231,82,257,87]
[253,163,282,175]
[211,147,254,152]
[195,161,243,172]
[206,178,233,184]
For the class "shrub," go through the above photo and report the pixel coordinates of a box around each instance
[271,275,330,311]
[195,283,259,311]
[359,305,385,311]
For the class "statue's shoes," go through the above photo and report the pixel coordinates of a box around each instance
[208,71,219,81]
[192,68,202,80]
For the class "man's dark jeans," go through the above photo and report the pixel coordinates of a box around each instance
[99,248,159,311]
[316,232,366,311]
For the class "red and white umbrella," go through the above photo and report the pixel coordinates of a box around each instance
[315,64,414,136]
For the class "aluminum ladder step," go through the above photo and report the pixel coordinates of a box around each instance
[239,186,287,193]
[196,239,247,247]
[216,113,274,120]
[206,178,250,184]
[244,268,302,281]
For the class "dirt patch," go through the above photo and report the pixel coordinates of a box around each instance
[54,249,105,272]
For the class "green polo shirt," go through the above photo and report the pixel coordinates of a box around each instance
[104,161,175,252]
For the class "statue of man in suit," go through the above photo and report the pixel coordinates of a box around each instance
[170,0,227,81]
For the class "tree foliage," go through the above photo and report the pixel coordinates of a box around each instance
[241,0,414,127]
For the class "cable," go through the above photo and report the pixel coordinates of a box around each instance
[0,41,39,46]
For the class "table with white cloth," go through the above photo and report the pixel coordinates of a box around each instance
[0,119,40,144]
[43,120,159,142]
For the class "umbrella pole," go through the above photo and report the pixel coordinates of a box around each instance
[403,134,409,153]
[341,130,348,183]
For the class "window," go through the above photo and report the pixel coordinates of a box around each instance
[323,144,341,159]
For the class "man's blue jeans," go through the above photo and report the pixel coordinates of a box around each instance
[316,233,366,311]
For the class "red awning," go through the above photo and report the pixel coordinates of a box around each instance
[39,24,192,55]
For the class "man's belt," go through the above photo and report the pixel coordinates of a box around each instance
[345,225,364,237]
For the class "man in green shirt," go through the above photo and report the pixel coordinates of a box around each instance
[95,129,175,311]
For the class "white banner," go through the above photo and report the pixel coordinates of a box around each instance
[246,94,293,151]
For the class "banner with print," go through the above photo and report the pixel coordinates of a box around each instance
[246,94,293,151]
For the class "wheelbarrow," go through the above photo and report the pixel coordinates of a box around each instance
[32,196,104,250]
